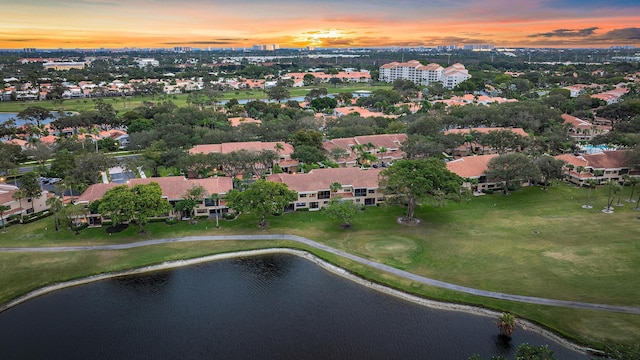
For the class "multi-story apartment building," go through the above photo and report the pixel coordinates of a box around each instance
[378,60,471,89]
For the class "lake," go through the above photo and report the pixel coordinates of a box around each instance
[0,253,588,359]
[0,112,55,127]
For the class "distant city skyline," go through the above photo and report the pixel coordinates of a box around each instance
[2,0,639,49]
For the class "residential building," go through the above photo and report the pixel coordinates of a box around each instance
[189,141,298,173]
[379,60,471,89]
[556,150,637,186]
[76,176,233,225]
[444,127,529,156]
[43,62,87,71]
[267,167,383,211]
[561,114,609,141]
[322,134,408,167]
[446,154,500,192]
[0,184,50,225]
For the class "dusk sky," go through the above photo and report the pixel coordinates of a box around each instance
[2,0,640,49]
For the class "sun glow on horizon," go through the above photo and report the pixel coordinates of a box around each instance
[295,29,349,47]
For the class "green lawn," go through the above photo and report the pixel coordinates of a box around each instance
[1,184,639,350]
[0,84,390,113]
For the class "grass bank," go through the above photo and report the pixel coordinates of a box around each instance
[0,184,639,350]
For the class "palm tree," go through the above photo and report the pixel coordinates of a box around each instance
[330,182,342,194]
[0,204,10,233]
[90,127,101,153]
[627,176,639,203]
[12,189,26,223]
[583,179,598,209]
[497,312,516,337]
[604,180,622,212]
[46,196,63,231]
[378,146,388,163]
[209,193,221,228]
[615,174,630,206]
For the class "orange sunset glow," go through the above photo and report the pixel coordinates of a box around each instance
[2,0,639,48]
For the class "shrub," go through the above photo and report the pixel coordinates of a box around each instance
[223,213,237,220]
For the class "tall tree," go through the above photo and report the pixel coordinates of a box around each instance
[379,158,462,223]
[60,203,86,235]
[176,185,207,219]
[267,86,290,103]
[225,179,297,227]
[604,180,622,212]
[0,204,10,232]
[20,171,42,212]
[486,153,541,195]
[323,197,360,229]
[11,189,26,223]
[626,176,639,203]
[18,106,51,128]
[98,185,136,227]
[45,196,63,231]
[583,179,598,209]
[535,156,565,189]
[131,182,172,232]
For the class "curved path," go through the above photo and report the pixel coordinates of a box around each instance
[2,234,639,315]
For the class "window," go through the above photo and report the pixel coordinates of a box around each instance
[318,190,331,200]
[295,202,307,208]
[354,188,367,197]
[299,194,307,198]
[310,202,319,209]
[368,189,375,194]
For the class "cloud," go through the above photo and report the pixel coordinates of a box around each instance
[598,27,640,40]
[3,38,41,42]
[529,27,599,38]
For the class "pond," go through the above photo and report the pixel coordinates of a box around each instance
[0,253,588,359]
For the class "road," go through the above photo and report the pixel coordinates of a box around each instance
[1,234,639,315]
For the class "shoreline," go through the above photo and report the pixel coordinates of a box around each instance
[0,248,601,357]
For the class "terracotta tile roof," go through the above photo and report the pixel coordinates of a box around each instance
[39,135,57,145]
[189,141,293,155]
[555,150,630,170]
[334,106,396,118]
[322,134,407,157]
[267,167,382,192]
[446,154,498,178]
[555,154,588,168]
[76,176,233,203]
[582,150,630,169]
[0,184,19,205]
[444,127,529,137]
[228,117,262,127]
[75,183,119,203]
[562,114,593,129]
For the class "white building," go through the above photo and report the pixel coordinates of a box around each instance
[135,58,160,68]
[379,60,471,89]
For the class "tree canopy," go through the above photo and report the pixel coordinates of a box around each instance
[486,153,541,194]
[323,197,360,229]
[380,158,462,222]
[225,179,297,227]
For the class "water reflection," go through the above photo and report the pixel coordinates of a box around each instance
[0,254,588,360]
[110,272,172,294]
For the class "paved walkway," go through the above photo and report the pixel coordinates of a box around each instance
[2,234,639,315]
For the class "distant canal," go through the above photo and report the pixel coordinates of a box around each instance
[0,254,588,359]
